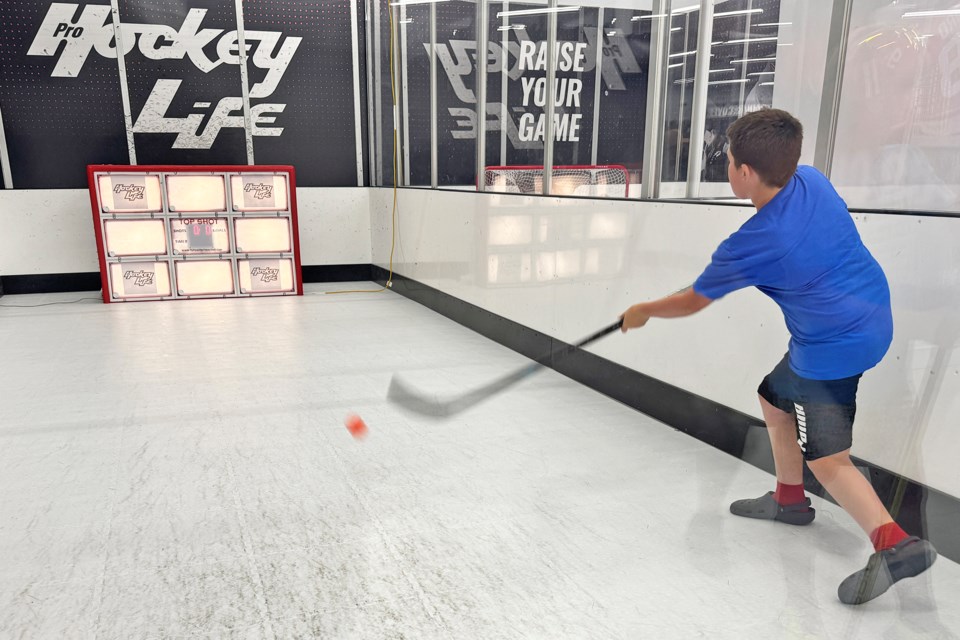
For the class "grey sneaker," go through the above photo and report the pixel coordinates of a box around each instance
[837,536,937,605]
[729,491,815,526]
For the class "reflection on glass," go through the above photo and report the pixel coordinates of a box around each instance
[483,207,630,286]
[832,0,960,212]
[484,165,629,196]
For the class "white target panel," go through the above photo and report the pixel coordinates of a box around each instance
[175,261,235,296]
[104,219,167,256]
[166,175,227,213]
[89,165,303,303]
[234,218,291,253]
[97,174,163,213]
[108,262,173,299]
[230,174,289,212]
[239,258,296,293]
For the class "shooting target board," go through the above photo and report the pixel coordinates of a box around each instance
[88,165,303,302]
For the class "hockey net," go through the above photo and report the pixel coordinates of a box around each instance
[483,165,630,198]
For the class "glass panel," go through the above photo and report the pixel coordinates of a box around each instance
[375,0,398,187]
[593,6,652,198]
[661,1,701,191]
[397,2,431,187]
[483,2,549,191]
[832,0,960,212]
[434,0,478,187]
[697,0,786,197]
[661,0,825,199]
[770,0,830,169]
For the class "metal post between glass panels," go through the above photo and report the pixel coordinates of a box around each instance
[392,3,405,185]
[373,0,384,185]
[475,0,489,192]
[542,0,558,195]
[350,0,366,185]
[590,7,603,166]
[400,3,411,185]
[500,1,509,166]
[641,0,672,200]
[364,0,377,186]
[814,0,854,179]
[685,0,713,198]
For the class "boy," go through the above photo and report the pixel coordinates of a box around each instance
[620,108,937,605]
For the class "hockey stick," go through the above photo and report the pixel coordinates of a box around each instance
[386,318,624,417]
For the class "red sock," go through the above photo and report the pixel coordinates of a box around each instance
[773,482,807,507]
[870,522,909,552]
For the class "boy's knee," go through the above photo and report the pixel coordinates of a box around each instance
[807,449,853,475]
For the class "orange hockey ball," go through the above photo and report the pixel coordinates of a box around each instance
[345,413,368,439]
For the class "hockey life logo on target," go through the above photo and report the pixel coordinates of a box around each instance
[251,266,280,283]
[124,269,155,288]
[432,29,641,148]
[113,183,145,201]
[244,182,273,200]
[27,3,302,150]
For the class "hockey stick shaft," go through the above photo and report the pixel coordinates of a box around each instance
[387,318,623,417]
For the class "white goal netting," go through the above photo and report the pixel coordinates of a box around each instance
[483,165,630,198]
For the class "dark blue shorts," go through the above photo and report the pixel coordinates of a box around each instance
[757,354,862,461]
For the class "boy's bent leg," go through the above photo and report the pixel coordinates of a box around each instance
[806,448,890,535]
[807,449,937,604]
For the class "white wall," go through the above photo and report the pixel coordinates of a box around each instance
[369,187,960,499]
[0,187,372,275]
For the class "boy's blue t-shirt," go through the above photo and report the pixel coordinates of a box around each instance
[693,165,893,380]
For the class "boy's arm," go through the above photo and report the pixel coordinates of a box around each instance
[620,287,713,332]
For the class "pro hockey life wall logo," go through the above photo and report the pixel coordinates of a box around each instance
[27,3,302,149]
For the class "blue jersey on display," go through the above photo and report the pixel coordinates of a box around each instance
[693,165,893,380]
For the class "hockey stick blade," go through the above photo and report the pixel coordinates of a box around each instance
[386,318,623,418]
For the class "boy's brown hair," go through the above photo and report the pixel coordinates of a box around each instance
[726,108,803,187]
